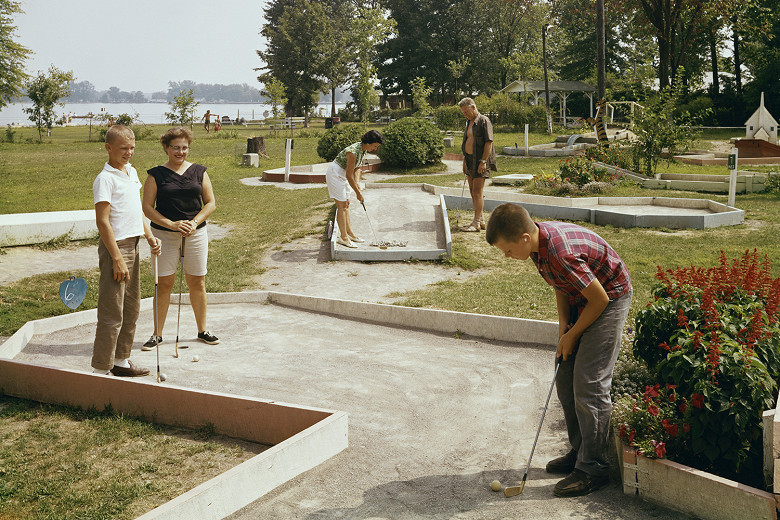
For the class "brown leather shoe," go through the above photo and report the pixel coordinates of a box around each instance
[546,449,577,474]
[553,469,609,497]
[110,360,150,377]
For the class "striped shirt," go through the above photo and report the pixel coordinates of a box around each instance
[531,222,631,310]
[334,142,365,170]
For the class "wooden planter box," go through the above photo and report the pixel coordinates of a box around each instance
[617,441,777,520]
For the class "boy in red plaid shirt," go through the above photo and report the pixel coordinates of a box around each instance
[486,203,632,497]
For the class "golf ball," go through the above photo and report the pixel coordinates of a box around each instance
[192,355,200,362]
[490,480,502,492]
[159,373,167,382]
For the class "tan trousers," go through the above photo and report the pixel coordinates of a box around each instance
[92,236,140,371]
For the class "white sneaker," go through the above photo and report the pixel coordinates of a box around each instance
[336,237,357,248]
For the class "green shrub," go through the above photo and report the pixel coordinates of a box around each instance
[622,250,780,486]
[765,173,780,194]
[316,124,364,162]
[377,117,444,168]
[585,144,634,170]
[434,105,463,131]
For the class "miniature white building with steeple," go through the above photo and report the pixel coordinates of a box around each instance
[745,92,778,144]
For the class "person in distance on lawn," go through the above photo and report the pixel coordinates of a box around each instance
[486,203,632,497]
[458,97,497,232]
[92,125,161,377]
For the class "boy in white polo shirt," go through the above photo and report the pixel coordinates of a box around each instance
[92,125,161,376]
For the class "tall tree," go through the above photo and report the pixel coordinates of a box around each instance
[0,0,32,110]
[24,66,75,142]
[635,0,706,88]
[257,0,328,117]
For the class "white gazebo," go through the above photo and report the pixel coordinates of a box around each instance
[745,92,778,144]
[499,80,597,126]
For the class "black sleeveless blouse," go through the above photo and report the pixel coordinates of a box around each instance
[147,164,207,231]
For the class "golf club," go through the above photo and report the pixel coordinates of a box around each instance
[504,358,562,497]
[174,236,188,358]
[455,173,467,230]
[361,201,386,250]
[153,253,161,382]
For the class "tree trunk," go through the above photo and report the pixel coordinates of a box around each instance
[733,24,742,95]
[246,137,268,158]
[709,23,719,96]
[331,87,336,117]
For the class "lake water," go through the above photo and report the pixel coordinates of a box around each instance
[0,102,346,126]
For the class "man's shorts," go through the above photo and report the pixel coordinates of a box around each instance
[463,153,491,179]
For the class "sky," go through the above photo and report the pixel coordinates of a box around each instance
[14,0,269,93]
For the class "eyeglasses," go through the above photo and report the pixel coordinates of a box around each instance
[168,146,189,152]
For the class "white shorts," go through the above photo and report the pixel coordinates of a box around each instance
[326,161,352,202]
[153,225,209,277]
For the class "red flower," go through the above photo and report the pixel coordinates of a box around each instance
[618,423,627,440]
[692,393,705,408]
[648,404,659,416]
[661,419,678,437]
[683,423,691,433]
[679,402,687,413]
[628,428,636,445]
[653,440,666,458]
[644,384,660,399]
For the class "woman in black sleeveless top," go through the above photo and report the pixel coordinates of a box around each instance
[141,127,219,348]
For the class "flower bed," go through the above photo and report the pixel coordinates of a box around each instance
[612,250,780,488]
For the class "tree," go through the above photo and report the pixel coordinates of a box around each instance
[24,66,75,142]
[318,0,353,117]
[350,4,395,124]
[261,77,287,119]
[0,0,32,110]
[635,0,707,89]
[630,83,704,176]
[410,77,433,116]
[257,0,327,117]
[164,89,199,127]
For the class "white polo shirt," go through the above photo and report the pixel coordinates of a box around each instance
[92,162,145,241]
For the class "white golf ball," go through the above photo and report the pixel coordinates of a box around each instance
[192,355,200,362]
[490,480,502,492]
[159,373,167,382]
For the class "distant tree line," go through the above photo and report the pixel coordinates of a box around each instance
[62,80,269,103]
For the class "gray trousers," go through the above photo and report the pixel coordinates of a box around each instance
[92,236,141,371]
[556,288,633,476]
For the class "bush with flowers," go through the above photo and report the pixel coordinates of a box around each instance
[532,156,629,196]
[612,250,780,487]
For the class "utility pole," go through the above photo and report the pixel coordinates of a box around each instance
[543,23,553,135]
[596,0,606,100]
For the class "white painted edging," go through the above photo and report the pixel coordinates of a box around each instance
[0,210,96,247]
[136,411,348,520]
[619,443,777,520]
[264,291,558,346]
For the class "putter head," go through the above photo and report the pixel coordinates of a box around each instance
[504,475,527,497]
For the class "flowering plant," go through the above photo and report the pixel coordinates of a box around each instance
[619,250,780,485]
[613,383,691,460]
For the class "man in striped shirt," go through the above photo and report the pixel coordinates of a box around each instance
[486,203,632,497]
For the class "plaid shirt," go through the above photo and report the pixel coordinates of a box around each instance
[531,222,631,310]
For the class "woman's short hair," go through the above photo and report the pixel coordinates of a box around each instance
[485,203,537,245]
[160,127,194,148]
[361,130,384,145]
